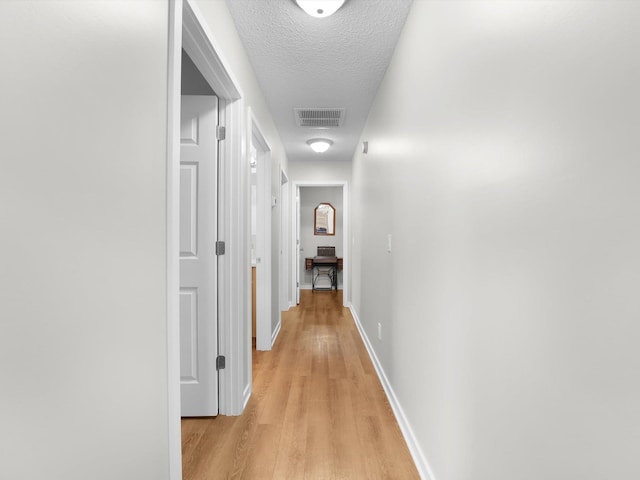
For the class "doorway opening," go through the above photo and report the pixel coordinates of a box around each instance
[250,111,276,352]
[293,181,349,307]
[167,1,248,478]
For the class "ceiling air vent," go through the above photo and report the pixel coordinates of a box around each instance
[294,108,345,128]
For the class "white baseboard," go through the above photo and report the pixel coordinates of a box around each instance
[271,319,282,347]
[349,306,436,480]
[242,382,251,411]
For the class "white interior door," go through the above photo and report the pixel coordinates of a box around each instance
[180,94,219,417]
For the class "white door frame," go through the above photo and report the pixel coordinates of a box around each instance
[280,169,290,312]
[295,188,301,305]
[292,181,350,308]
[166,4,182,478]
[167,0,249,477]
[250,109,273,351]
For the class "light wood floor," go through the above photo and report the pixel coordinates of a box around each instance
[182,290,420,479]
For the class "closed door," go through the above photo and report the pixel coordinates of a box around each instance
[180,95,219,417]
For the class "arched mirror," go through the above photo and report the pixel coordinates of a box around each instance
[314,203,335,236]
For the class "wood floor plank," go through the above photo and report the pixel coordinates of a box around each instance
[238,423,281,480]
[271,375,309,479]
[182,290,420,479]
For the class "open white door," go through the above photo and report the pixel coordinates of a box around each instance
[180,95,219,417]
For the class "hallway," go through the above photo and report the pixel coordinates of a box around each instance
[181,290,419,479]
[5,2,640,478]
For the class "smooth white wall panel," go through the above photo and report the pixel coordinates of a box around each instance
[352,2,640,479]
[0,2,170,478]
[288,159,353,184]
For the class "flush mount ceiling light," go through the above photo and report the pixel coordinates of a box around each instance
[295,0,346,18]
[307,138,333,153]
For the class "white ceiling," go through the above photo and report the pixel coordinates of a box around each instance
[225,0,413,162]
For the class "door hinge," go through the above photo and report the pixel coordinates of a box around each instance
[216,355,226,371]
[216,125,226,141]
[215,241,225,255]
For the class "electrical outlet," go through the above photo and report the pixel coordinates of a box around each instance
[377,322,382,340]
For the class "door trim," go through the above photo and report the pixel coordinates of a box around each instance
[166,2,182,479]
[292,181,350,308]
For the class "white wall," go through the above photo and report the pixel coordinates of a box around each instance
[300,187,344,288]
[288,159,352,184]
[0,2,170,479]
[352,2,640,479]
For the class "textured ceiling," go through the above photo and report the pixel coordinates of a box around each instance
[225,0,413,162]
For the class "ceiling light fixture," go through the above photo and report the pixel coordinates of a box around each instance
[295,0,346,18]
[307,138,333,153]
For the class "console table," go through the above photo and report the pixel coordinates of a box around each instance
[305,256,343,291]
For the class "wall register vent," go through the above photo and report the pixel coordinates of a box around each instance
[294,108,345,128]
